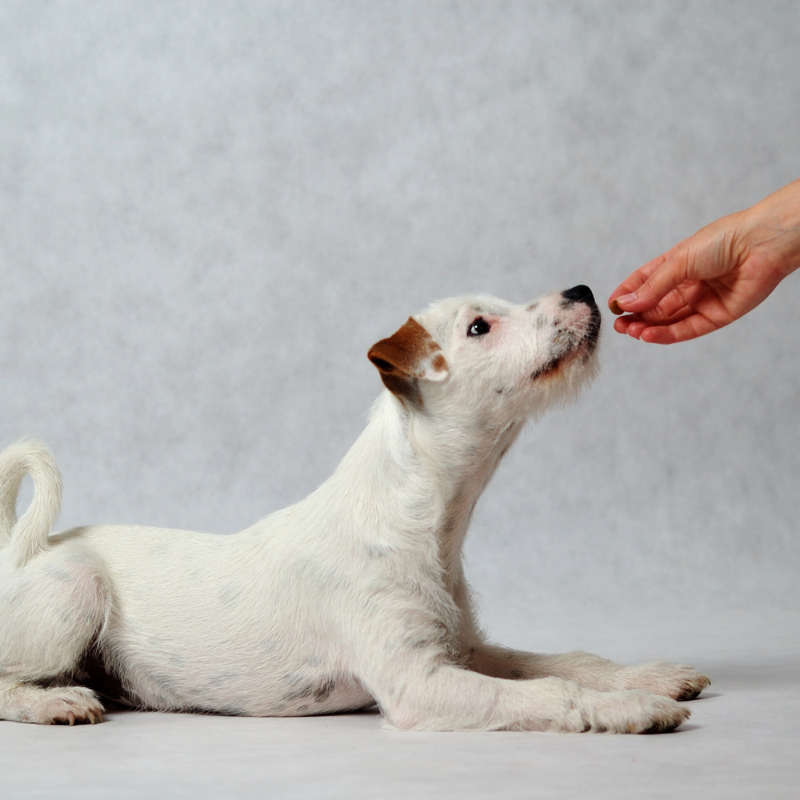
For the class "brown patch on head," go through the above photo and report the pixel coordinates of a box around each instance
[368,318,434,376]
[368,317,448,403]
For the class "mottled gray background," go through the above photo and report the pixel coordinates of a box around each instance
[1,3,799,797]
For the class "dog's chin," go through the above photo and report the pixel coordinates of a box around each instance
[530,357,561,382]
[532,305,601,384]
[531,334,598,384]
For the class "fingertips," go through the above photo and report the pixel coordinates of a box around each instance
[608,280,645,312]
[613,315,646,339]
[611,292,639,313]
[639,327,677,345]
[609,253,679,316]
[608,253,670,312]
[623,319,649,339]
[609,291,644,315]
[613,316,630,334]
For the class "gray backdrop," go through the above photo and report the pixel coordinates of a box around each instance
[1,4,799,797]
[2,1,799,621]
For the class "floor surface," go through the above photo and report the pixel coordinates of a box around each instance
[2,606,798,799]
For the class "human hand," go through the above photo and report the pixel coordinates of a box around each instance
[608,179,800,344]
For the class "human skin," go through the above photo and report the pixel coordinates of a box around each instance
[608,178,800,344]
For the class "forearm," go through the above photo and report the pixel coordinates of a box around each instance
[740,177,800,278]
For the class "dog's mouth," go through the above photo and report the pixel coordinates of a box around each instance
[531,302,601,382]
[583,304,602,352]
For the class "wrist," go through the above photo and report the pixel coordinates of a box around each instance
[740,180,800,278]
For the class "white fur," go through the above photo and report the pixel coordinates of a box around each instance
[0,288,709,730]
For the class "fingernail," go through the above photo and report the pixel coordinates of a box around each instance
[616,292,637,309]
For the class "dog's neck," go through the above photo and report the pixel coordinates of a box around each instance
[328,392,524,585]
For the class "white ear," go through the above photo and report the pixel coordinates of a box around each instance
[367,317,449,399]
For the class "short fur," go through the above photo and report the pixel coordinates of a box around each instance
[0,287,709,731]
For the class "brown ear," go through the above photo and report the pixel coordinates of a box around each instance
[368,317,448,400]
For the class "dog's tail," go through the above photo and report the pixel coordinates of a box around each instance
[0,440,63,566]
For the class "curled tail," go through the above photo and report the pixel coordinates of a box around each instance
[0,440,63,566]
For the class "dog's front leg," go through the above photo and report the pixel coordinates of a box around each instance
[356,607,690,734]
[366,653,689,733]
[465,643,710,701]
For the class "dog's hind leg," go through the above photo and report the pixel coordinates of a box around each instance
[466,643,710,701]
[0,440,107,724]
[0,543,109,724]
[0,682,104,725]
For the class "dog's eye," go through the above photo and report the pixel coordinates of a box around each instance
[467,317,491,337]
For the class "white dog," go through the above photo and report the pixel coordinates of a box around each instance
[0,285,709,732]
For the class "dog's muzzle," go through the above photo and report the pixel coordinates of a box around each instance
[561,284,601,353]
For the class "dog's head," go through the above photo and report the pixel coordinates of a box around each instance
[368,286,600,425]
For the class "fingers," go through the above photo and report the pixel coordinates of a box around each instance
[609,250,691,317]
[641,315,721,343]
[608,254,668,313]
[614,312,721,344]
[607,183,800,343]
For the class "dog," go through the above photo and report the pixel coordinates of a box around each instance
[0,285,709,731]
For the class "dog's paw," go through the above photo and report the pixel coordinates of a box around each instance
[612,661,711,701]
[580,689,691,734]
[9,686,105,725]
[43,687,105,725]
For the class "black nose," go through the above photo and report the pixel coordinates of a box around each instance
[562,285,595,304]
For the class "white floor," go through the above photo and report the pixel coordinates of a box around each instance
[2,606,798,800]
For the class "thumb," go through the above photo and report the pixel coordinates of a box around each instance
[614,250,690,314]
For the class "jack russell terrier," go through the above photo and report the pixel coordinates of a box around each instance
[0,285,709,731]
